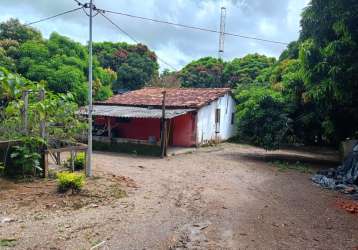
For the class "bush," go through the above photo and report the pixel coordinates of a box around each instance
[7,137,43,177]
[65,152,85,170]
[56,171,85,193]
[235,86,290,150]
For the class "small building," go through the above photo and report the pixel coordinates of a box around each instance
[82,87,236,148]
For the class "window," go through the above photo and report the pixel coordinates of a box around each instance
[215,108,221,123]
[231,112,235,125]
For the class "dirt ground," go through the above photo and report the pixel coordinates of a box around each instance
[0,143,357,250]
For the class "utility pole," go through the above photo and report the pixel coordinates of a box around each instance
[160,91,167,158]
[87,0,93,177]
[218,5,226,59]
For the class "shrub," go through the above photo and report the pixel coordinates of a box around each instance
[7,137,43,177]
[56,171,85,193]
[65,152,85,170]
[235,86,290,150]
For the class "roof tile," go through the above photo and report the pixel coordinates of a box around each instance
[99,87,231,108]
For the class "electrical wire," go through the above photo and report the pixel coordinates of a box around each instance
[98,12,178,71]
[24,7,83,26]
[73,0,83,6]
[97,8,289,45]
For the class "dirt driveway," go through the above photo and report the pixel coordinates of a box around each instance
[0,143,357,249]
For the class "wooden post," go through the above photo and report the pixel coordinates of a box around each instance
[70,150,75,172]
[107,117,112,139]
[160,91,167,158]
[39,90,46,139]
[56,152,61,165]
[164,120,169,156]
[84,151,87,176]
[21,91,29,135]
[43,152,48,178]
[39,89,47,177]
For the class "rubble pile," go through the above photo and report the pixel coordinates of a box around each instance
[311,143,358,200]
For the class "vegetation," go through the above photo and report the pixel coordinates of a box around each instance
[235,86,289,150]
[270,160,313,173]
[233,0,358,149]
[0,239,17,247]
[179,57,225,88]
[9,137,42,177]
[93,42,159,91]
[0,67,86,177]
[0,0,357,153]
[57,171,85,193]
[65,152,86,171]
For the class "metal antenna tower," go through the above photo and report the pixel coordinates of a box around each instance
[218,5,226,59]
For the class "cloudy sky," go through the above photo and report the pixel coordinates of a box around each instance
[0,0,309,70]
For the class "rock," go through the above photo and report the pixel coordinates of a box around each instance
[1,217,16,223]
[88,203,99,208]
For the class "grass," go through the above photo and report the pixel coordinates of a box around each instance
[0,239,17,247]
[270,160,313,173]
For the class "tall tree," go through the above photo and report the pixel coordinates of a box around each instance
[0,18,42,43]
[223,53,276,87]
[93,42,159,91]
[179,57,225,88]
[299,0,358,143]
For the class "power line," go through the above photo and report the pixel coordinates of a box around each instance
[97,8,289,45]
[24,7,83,26]
[73,0,84,6]
[98,12,178,71]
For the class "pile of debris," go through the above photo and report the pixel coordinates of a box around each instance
[311,142,358,200]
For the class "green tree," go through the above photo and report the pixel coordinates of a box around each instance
[0,18,42,43]
[235,86,289,150]
[224,53,275,87]
[93,42,158,91]
[179,57,225,88]
[298,0,358,143]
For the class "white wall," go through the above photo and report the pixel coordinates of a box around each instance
[196,93,236,145]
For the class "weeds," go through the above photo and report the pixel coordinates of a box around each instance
[270,160,313,173]
[57,171,85,193]
[0,238,17,247]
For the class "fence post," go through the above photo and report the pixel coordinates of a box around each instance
[22,91,29,135]
[39,89,47,177]
[160,91,167,158]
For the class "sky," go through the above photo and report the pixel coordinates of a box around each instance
[0,0,310,70]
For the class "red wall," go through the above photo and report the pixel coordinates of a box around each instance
[94,113,196,147]
[95,116,161,142]
[171,113,196,147]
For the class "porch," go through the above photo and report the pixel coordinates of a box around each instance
[79,105,198,155]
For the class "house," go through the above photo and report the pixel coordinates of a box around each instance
[81,87,236,148]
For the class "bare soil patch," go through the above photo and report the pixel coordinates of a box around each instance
[0,173,131,220]
[0,143,357,250]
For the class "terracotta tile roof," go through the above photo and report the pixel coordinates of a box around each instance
[99,87,231,109]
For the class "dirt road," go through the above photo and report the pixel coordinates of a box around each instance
[0,143,357,249]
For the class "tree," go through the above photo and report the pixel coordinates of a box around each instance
[0,18,42,43]
[235,86,289,150]
[0,22,116,105]
[223,53,275,87]
[148,69,181,88]
[279,41,300,61]
[179,57,225,88]
[0,39,19,71]
[298,0,358,143]
[93,42,159,91]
